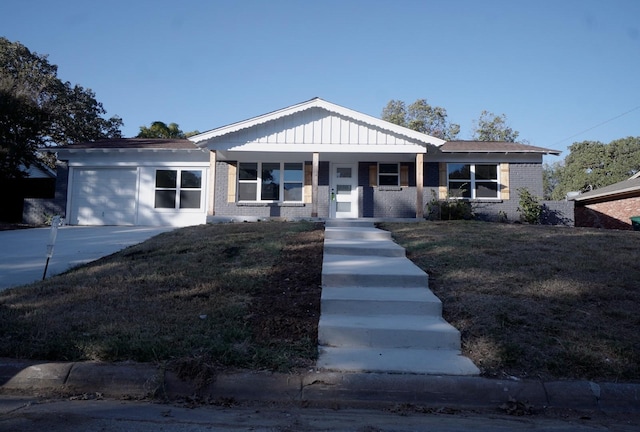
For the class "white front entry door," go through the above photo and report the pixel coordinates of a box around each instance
[331,164,358,218]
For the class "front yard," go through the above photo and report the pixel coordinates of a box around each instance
[0,220,638,382]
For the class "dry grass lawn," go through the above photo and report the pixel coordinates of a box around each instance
[381,221,640,382]
[0,221,324,374]
[0,220,638,383]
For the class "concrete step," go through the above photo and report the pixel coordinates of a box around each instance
[321,286,442,316]
[324,226,392,241]
[325,220,375,228]
[323,237,406,257]
[318,314,461,350]
[322,254,428,288]
[317,347,480,375]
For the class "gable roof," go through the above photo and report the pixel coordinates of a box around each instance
[189,97,446,148]
[441,141,561,155]
[572,174,640,202]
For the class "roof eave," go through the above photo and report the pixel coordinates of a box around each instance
[574,186,640,202]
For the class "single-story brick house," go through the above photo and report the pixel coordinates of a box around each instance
[572,172,640,230]
[45,98,570,226]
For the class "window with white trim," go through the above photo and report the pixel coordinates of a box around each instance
[237,162,303,202]
[378,163,399,186]
[447,164,499,199]
[154,169,202,209]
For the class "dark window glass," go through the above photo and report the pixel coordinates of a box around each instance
[180,190,201,208]
[379,175,399,186]
[475,165,497,181]
[155,190,176,208]
[156,170,177,188]
[239,163,258,180]
[448,164,471,180]
[379,163,399,174]
[261,163,280,200]
[181,170,202,188]
[449,181,471,198]
[238,183,257,201]
[476,182,498,198]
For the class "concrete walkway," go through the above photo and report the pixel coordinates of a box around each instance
[317,220,479,375]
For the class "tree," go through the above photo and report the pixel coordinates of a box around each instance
[549,137,640,200]
[471,110,519,142]
[542,161,562,200]
[382,99,460,140]
[0,37,122,180]
[137,121,186,139]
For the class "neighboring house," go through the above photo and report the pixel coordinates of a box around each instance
[1,159,56,224]
[49,98,570,226]
[571,172,640,230]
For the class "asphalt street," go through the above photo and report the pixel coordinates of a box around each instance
[0,226,174,290]
[1,397,638,432]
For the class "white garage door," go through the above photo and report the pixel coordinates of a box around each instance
[70,168,137,225]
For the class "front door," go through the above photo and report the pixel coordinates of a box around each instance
[331,164,358,218]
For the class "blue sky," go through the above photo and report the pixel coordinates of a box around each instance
[2,0,639,162]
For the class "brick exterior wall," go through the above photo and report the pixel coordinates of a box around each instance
[575,196,640,230]
[211,159,575,225]
[213,161,331,219]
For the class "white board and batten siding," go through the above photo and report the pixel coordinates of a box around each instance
[202,108,433,154]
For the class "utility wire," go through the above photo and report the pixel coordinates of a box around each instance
[552,105,640,146]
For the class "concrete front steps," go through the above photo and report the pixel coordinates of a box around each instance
[317,220,479,375]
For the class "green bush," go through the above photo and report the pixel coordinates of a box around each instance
[426,190,473,220]
[517,188,542,224]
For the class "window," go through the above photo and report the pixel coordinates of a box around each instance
[447,164,499,199]
[154,169,202,209]
[237,162,303,202]
[378,163,399,186]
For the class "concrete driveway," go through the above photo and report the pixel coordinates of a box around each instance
[0,226,174,291]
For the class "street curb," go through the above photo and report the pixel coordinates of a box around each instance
[1,359,638,413]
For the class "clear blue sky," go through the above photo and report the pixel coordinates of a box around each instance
[2,0,639,161]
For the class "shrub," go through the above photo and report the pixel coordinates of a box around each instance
[517,188,542,224]
[426,190,474,220]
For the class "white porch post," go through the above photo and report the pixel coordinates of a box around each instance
[416,153,424,219]
[312,152,319,217]
[208,150,216,216]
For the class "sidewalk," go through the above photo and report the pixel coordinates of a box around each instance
[0,359,638,414]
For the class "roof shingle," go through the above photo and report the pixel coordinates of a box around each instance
[441,141,561,155]
[56,138,200,150]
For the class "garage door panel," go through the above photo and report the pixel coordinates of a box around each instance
[71,169,137,225]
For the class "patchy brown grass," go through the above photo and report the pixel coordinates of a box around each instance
[0,221,323,372]
[380,221,640,382]
[1,219,639,382]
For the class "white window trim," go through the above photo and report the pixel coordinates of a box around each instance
[447,163,501,199]
[378,162,400,187]
[154,169,203,211]
[237,162,304,203]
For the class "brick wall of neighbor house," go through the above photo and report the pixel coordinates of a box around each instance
[575,196,640,230]
[213,161,330,219]
[22,161,69,225]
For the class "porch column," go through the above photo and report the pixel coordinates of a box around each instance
[416,153,424,219]
[208,150,216,216]
[311,152,319,217]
